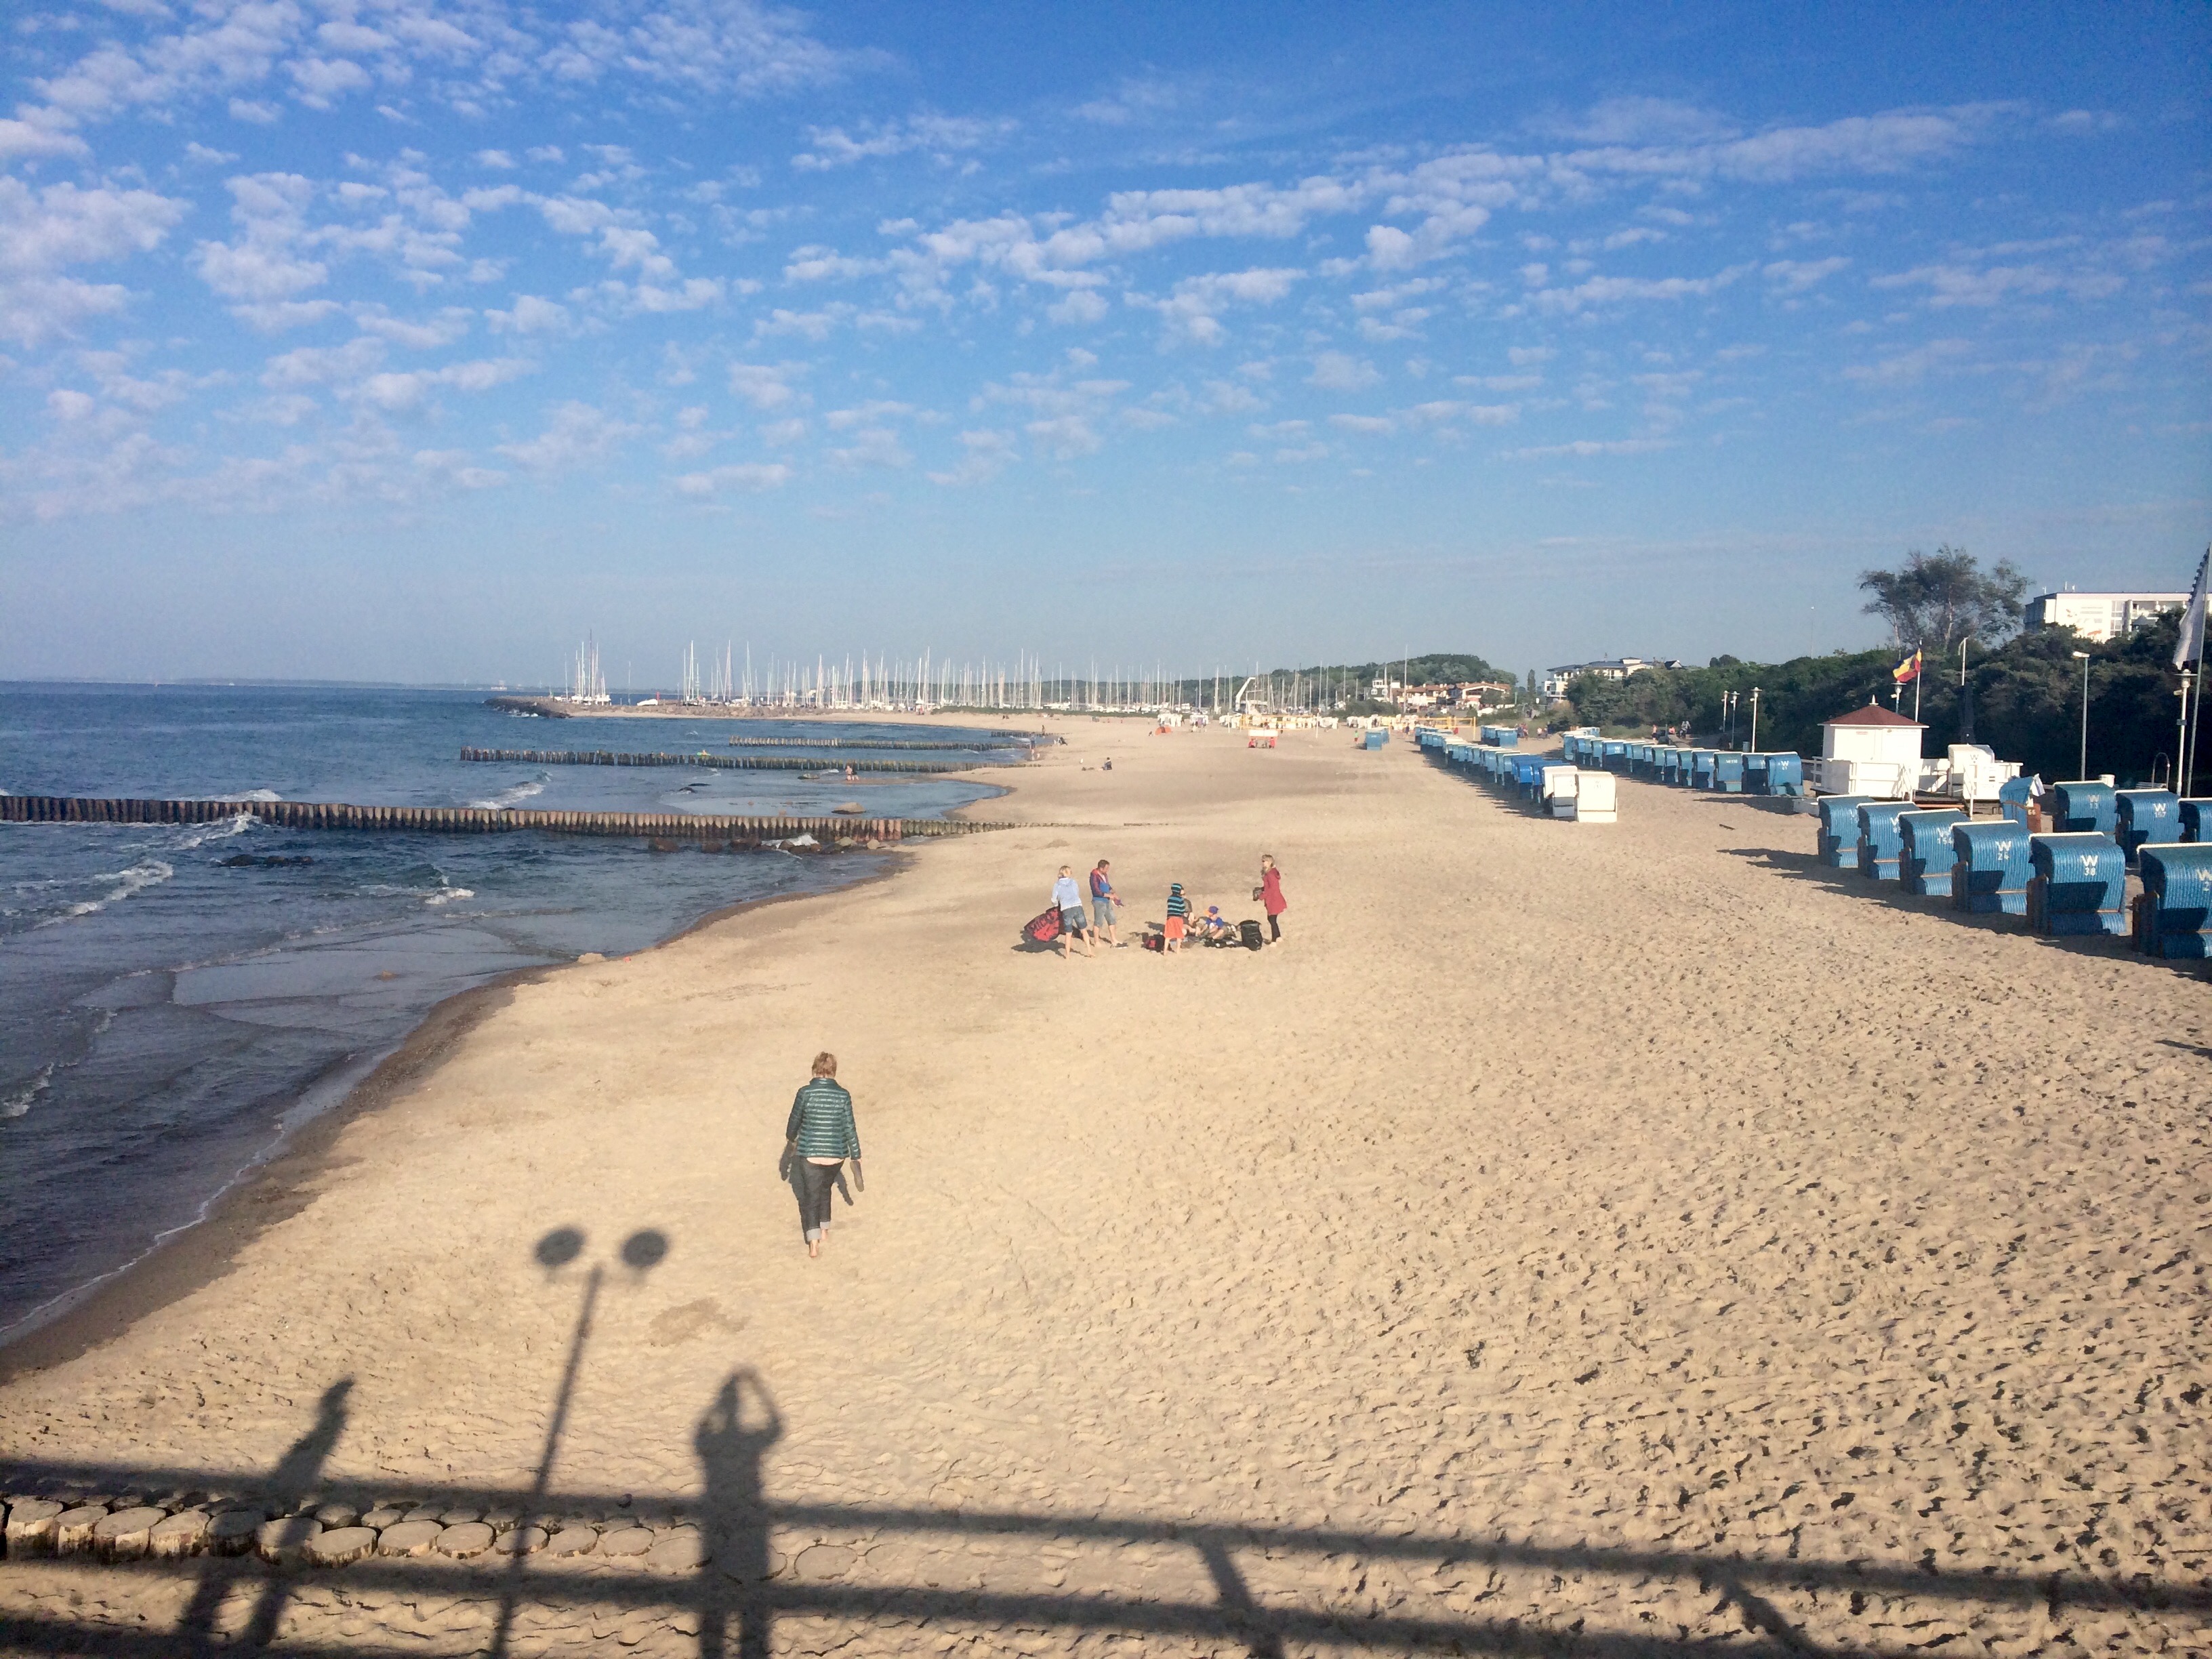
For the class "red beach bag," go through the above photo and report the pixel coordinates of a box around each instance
[1024,907,1063,943]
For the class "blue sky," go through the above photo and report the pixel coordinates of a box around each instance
[1,1,2206,685]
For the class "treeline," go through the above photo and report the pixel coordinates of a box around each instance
[1561,617,2194,785]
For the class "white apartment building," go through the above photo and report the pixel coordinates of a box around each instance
[2024,590,2188,642]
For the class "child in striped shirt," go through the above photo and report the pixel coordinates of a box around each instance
[1164,882,1190,953]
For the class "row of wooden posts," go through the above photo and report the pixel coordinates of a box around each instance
[0,795,1000,841]
[459,747,968,775]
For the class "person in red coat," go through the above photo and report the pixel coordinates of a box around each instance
[1255,853,1287,947]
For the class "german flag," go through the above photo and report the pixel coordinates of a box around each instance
[1891,649,1922,684]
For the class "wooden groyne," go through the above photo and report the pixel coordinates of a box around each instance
[460,747,970,775]
[724,735,1027,751]
[0,796,997,842]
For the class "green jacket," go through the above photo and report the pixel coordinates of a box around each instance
[786,1078,860,1160]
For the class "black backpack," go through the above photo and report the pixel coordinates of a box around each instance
[1238,919,1265,950]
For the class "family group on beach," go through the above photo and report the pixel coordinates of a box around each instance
[1046,854,1286,959]
[779,857,1288,1256]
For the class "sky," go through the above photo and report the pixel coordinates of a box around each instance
[1,0,2207,686]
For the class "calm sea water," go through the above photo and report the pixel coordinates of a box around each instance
[0,684,1017,1342]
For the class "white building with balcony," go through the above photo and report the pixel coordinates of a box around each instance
[2024,590,2188,642]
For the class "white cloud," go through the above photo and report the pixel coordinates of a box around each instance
[1048,289,1110,326]
[1763,256,1850,293]
[1500,437,1671,459]
[729,362,802,409]
[1329,413,1395,434]
[1309,351,1380,390]
[0,178,186,346]
[1872,261,2125,308]
[0,119,90,163]
[827,426,911,468]
[674,461,791,495]
[794,113,1013,171]
[1026,415,1101,458]
[1133,267,1301,345]
[412,449,509,490]
[928,428,1017,485]
[493,401,640,472]
[483,293,567,335]
[1841,337,1974,385]
[1532,265,1751,314]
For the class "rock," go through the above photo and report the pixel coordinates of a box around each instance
[504,1525,550,1556]
[91,1507,168,1561]
[360,1506,407,1530]
[304,1525,377,1568]
[150,1510,212,1559]
[256,1516,323,1564]
[435,1522,495,1559]
[482,1509,518,1528]
[54,1507,108,1556]
[597,1525,655,1559]
[644,1530,706,1572]
[438,1507,483,1525]
[312,1502,360,1530]
[4,1499,64,1556]
[401,1505,445,1523]
[375,1520,444,1557]
[543,1525,598,1558]
[206,1510,265,1556]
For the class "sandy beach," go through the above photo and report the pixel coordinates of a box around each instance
[1,720,2206,1656]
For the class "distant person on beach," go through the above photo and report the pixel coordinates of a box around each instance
[1052,865,1095,959]
[1164,882,1190,953]
[1089,860,1124,947]
[1254,854,1287,946]
[783,1052,861,1260]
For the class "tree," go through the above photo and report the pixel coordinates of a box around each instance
[1857,546,2028,655]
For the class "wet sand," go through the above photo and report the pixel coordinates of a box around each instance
[1,720,2206,1656]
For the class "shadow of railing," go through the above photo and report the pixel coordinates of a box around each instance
[5,1229,2196,1656]
[4,1445,2199,1658]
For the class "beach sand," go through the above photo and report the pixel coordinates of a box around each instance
[1,721,2206,1656]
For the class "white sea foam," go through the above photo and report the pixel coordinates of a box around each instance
[174,812,257,850]
[423,886,475,906]
[1,1065,52,1120]
[43,859,175,924]
[468,776,548,811]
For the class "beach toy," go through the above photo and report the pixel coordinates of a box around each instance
[1856,802,1916,880]
[2182,798,2212,843]
[1817,796,1869,868]
[2113,789,2179,864]
[1900,808,1968,896]
[2135,843,2212,958]
[2048,779,2115,835]
[1950,821,2032,915]
[1998,776,2034,830]
[2027,833,2127,936]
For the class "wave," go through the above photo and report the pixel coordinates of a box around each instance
[175,812,257,850]
[468,776,548,811]
[423,885,475,906]
[44,859,175,924]
[1,1065,52,1121]
[183,788,282,803]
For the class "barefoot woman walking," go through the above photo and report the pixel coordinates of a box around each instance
[785,1052,861,1258]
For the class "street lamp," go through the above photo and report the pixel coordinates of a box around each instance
[1748,687,1761,754]
[2072,650,2091,779]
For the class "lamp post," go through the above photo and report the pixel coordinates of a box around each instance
[1748,687,1761,753]
[2072,650,2091,779]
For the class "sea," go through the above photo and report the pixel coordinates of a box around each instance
[0,684,1016,1344]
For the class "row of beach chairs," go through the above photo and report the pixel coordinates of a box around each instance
[1417,731,1616,823]
[1817,779,2212,959]
[1557,734,1806,795]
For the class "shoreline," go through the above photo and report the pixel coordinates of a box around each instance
[0,746,1004,1381]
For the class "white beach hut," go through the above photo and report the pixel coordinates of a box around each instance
[1818,702,1925,799]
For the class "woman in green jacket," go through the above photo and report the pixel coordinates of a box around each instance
[784,1051,861,1258]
